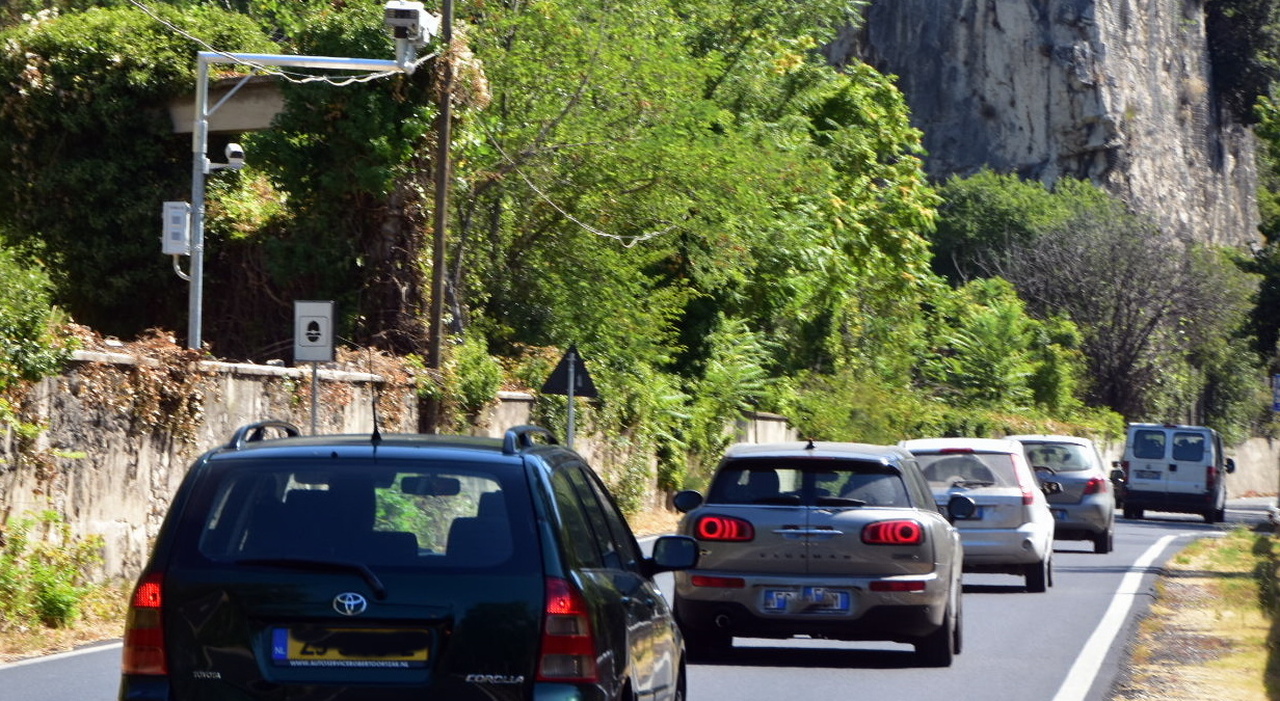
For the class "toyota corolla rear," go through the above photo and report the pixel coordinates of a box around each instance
[120,453,554,701]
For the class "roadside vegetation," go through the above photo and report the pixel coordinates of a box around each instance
[1112,526,1280,700]
[0,0,1279,645]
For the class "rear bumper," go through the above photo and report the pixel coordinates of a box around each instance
[1122,489,1219,515]
[672,571,951,642]
[1047,499,1112,539]
[956,523,1052,567]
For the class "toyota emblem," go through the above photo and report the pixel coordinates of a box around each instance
[333,592,368,616]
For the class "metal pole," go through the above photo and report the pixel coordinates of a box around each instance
[566,348,576,450]
[184,52,406,351]
[311,361,319,435]
[188,56,210,350]
[424,0,454,432]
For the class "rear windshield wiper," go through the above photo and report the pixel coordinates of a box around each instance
[950,479,995,489]
[233,557,388,600]
[815,496,868,507]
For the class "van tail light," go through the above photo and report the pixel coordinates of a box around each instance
[1082,477,1106,495]
[122,572,167,675]
[694,515,755,541]
[538,577,598,683]
[1206,466,1218,493]
[862,520,924,545]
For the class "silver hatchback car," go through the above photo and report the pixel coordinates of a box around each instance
[1006,434,1115,553]
[671,441,970,667]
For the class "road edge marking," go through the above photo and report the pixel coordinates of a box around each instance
[1050,533,1191,701]
[0,640,121,671]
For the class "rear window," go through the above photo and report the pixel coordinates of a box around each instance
[1023,443,1097,473]
[706,458,910,507]
[1171,432,1206,462]
[916,452,1020,489]
[187,460,538,572]
[1131,429,1166,459]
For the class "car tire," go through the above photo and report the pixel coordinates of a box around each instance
[1093,530,1113,554]
[1025,557,1050,593]
[1123,504,1144,520]
[1205,507,1225,524]
[914,603,956,667]
[681,626,732,662]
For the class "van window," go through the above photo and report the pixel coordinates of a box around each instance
[1171,432,1206,462]
[1132,430,1166,460]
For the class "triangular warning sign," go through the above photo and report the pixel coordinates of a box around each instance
[540,345,598,397]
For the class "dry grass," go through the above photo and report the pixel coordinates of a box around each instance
[0,582,128,664]
[1109,526,1278,701]
[627,507,682,537]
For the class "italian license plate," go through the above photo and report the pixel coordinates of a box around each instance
[1134,470,1162,480]
[271,627,432,668]
[762,587,851,614]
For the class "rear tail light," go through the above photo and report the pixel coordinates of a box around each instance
[122,572,167,675]
[1206,465,1218,492]
[862,520,924,545]
[694,514,755,541]
[691,575,746,588]
[869,580,927,592]
[538,577,598,683]
[1082,477,1106,495]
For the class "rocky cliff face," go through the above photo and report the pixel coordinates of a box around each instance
[827,0,1258,246]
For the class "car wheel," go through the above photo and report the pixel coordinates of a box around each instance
[682,626,732,662]
[1123,504,1144,520]
[1205,507,1225,524]
[1025,557,1050,593]
[914,603,956,667]
[1093,530,1113,554]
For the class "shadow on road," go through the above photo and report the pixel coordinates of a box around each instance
[693,643,919,669]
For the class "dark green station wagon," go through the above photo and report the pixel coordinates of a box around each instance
[119,421,698,701]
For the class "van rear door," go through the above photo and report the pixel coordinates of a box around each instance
[1125,426,1170,497]
[1164,429,1212,497]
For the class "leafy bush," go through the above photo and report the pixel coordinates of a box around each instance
[0,510,103,630]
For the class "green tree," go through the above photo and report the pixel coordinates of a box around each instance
[0,5,272,340]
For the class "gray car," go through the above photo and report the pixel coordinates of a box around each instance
[671,441,969,667]
[1006,434,1116,553]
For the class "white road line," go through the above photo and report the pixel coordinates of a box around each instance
[1050,533,1195,701]
[0,641,121,671]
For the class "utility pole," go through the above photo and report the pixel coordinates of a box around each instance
[422,0,454,433]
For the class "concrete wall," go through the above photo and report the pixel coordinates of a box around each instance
[0,353,796,582]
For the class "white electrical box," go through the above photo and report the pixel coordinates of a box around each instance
[162,201,191,255]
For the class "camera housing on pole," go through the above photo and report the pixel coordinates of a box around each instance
[385,1,440,46]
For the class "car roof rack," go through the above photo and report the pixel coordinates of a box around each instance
[225,420,302,450]
[503,425,558,455]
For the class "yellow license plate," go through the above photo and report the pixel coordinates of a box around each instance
[272,627,432,668]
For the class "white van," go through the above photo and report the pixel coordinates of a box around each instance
[1116,423,1235,523]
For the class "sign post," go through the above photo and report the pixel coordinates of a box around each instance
[294,301,335,434]
[540,345,597,449]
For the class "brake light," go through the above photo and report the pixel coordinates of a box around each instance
[938,448,975,454]
[870,580,927,592]
[1206,465,1218,492]
[1082,477,1106,495]
[862,520,924,545]
[694,515,755,541]
[691,575,746,588]
[538,577,598,683]
[122,572,167,675]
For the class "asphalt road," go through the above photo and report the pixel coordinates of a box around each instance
[1,498,1270,701]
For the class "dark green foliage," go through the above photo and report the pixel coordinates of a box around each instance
[1206,0,1280,124]
[0,6,272,339]
[0,247,73,391]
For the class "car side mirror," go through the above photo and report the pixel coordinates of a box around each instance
[1109,468,1126,484]
[647,535,699,575]
[672,490,704,513]
[946,494,977,522]
[1041,481,1062,496]
[1225,457,1236,474]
